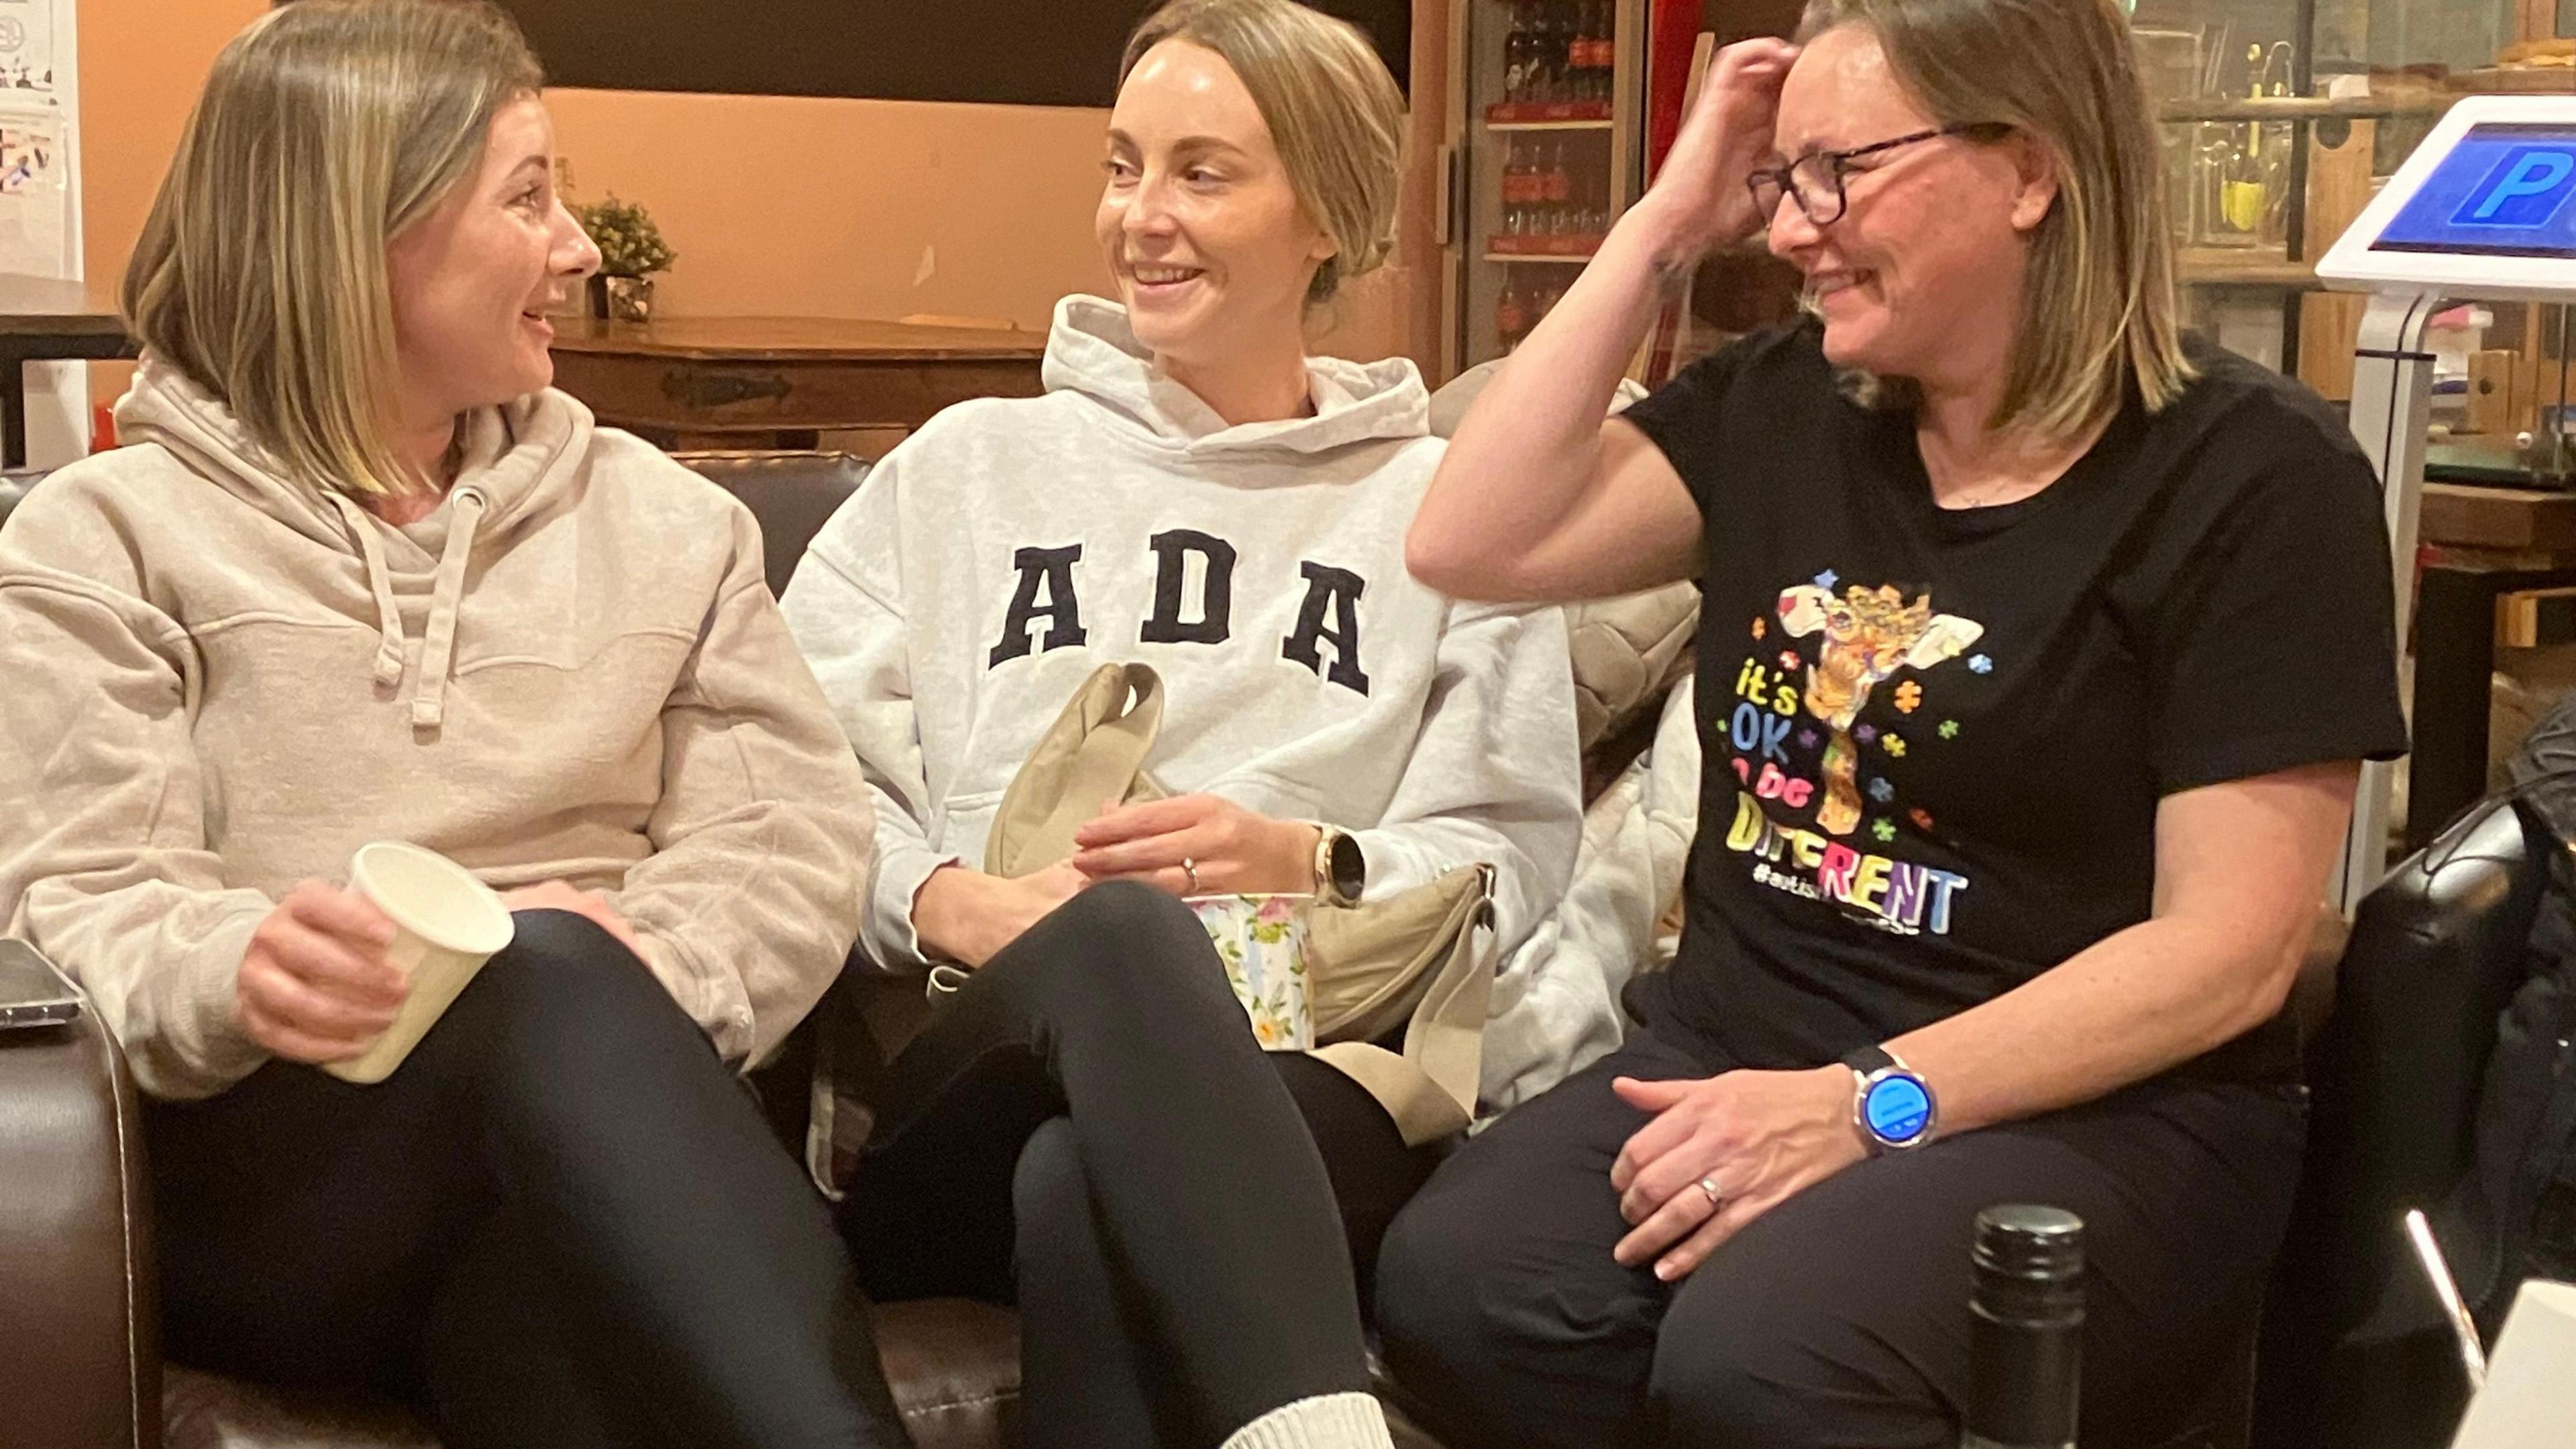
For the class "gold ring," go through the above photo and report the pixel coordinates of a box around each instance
[1182,857,1200,892]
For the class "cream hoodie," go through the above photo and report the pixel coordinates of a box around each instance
[0,359,873,1099]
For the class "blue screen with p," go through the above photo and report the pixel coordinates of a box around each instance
[2373,123,2576,259]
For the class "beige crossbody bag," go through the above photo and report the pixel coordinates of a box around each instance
[985,662,1497,1148]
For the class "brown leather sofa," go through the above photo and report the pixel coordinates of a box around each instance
[0,453,1454,1449]
[0,452,2343,1449]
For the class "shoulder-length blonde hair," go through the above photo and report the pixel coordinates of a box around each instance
[1799,0,2193,438]
[121,0,543,497]
[1122,0,1407,307]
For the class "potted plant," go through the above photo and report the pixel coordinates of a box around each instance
[572,194,675,323]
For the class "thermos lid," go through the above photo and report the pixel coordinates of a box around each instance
[1972,1204,2086,1282]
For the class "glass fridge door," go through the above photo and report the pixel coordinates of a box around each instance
[1445,0,1647,377]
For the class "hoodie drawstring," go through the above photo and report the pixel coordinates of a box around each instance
[327,492,408,691]
[411,486,486,731]
[327,486,485,731]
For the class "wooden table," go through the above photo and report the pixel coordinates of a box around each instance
[547,315,1046,450]
[2411,482,2576,849]
[0,276,136,468]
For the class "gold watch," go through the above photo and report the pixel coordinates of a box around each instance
[1313,824,1367,907]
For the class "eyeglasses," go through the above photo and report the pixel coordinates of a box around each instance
[1746,122,2008,227]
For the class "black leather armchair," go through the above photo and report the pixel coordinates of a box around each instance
[2255,796,2545,1449]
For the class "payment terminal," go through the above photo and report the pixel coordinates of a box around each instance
[2318,96,2576,911]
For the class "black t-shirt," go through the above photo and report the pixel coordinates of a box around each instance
[1619,322,2409,1083]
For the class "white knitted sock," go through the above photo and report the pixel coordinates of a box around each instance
[1218,1391,1396,1449]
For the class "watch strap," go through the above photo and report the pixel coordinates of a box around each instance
[1841,1044,1899,1077]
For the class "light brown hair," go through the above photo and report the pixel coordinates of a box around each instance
[1798,0,2194,437]
[1122,0,1407,307]
[121,0,544,496]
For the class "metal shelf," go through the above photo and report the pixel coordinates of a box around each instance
[1485,118,1615,132]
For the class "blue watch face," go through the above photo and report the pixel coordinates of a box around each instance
[1862,1074,1932,1144]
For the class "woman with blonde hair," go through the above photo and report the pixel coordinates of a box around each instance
[783,1,1582,1445]
[1379,1,2407,1445]
[0,3,911,1444]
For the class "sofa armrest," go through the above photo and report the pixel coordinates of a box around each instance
[0,963,158,1449]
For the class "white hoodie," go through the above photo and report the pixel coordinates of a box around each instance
[782,297,1585,1085]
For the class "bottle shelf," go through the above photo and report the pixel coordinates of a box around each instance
[2156,95,2457,123]
[1485,101,1613,126]
[1485,237,1603,263]
[2177,247,2317,288]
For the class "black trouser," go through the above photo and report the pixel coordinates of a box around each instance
[145,910,909,1449]
[1375,1026,2305,1449]
[839,881,1438,1449]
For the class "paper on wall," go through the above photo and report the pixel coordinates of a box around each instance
[0,109,66,277]
[0,0,81,467]
[0,0,58,100]
[0,0,57,99]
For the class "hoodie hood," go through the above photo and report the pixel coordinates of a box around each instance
[113,356,596,729]
[1040,294,1430,458]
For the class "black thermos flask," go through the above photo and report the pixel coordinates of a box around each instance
[1961,1203,2086,1449]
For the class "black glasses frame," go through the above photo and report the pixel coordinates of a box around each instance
[1746,122,2008,227]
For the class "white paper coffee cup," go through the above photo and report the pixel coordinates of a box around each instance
[324,841,515,1085]
[1188,893,1314,1051]
[2451,1279,2576,1448]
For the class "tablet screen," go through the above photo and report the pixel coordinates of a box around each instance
[2372,123,2576,260]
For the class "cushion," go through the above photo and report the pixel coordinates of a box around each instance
[1564,585,1699,752]
[669,449,871,599]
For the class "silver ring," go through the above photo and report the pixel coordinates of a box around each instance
[1181,857,1200,892]
[1697,1176,1722,1207]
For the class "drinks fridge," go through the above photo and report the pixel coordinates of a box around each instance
[1438,0,1652,378]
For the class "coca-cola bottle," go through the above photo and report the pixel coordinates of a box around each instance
[1501,140,1529,235]
[1514,2,1556,102]
[1542,139,1572,235]
[1502,3,1531,105]
[1590,1,1616,103]
[1497,273,1531,351]
[1568,2,1598,103]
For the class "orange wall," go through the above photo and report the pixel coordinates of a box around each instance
[77,0,1445,400]
[79,0,268,291]
[546,88,1115,331]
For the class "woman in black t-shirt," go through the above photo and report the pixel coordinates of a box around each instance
[1377,3,2408,1447]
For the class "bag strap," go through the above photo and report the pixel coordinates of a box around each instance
[985,663,1164,877]
[1312,865,1497,1147]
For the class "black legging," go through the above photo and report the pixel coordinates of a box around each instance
[837,881,1439,1449]
[1375,1026,2304,1449]
[144,910,909,1449]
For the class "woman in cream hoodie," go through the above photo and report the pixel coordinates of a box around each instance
[0,5,911,1446]
[782,5,1583,1448]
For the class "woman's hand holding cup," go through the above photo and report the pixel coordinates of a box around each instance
[1635,38,1800,260]
[235,880,410,1065]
